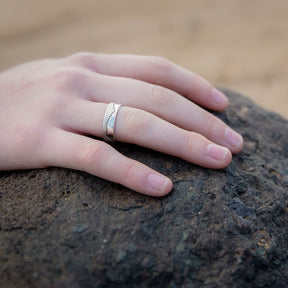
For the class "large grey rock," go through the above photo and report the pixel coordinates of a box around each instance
[0,89,288,288]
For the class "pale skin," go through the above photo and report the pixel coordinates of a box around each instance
[0,53,244,197]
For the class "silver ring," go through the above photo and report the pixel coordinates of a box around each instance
[103,103,121,143]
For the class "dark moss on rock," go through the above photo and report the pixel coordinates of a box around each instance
[0,89,288,288]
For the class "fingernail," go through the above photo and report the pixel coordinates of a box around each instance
[212,88,228,105]
[207,144,229,162]
[147,174,170,193]
[225,128,243,149]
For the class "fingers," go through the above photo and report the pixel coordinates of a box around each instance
[66,53,228,111]
[43,128,172,197]
[60,103,232,169]
[115,107,232,169]
[71,74,243,153]
[46,53,243,198]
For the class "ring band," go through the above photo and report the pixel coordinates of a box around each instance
[103,103,121,143]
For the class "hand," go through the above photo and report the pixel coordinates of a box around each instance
[0,53,243,196]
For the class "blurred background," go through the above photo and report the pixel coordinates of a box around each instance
[0,0,287,119]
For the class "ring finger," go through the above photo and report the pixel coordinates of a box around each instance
[61,101,232,169]
[82,74,243,153]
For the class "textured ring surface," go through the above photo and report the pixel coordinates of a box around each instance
[102,103,121,143]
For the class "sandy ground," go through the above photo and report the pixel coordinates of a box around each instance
[0,0,287,119]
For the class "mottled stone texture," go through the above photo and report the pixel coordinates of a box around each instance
[0,89,288,288]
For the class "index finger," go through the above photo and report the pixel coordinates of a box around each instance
[42,128,173,197]
[66,53,228,111]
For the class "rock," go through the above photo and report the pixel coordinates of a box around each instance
[0,89,288,288]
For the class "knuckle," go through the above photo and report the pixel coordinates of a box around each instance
[124,108,150,136]
[18,125,49,165]
[51,67,87,88]
[77,142,107,169]
[182,132,197,153]
[45,69,83,111]
[204,114,219,136]
[147,56,172,73]
[66,52,95,64]
[123,161,138,181]
[151,84,170,106]
[47,67,89,101]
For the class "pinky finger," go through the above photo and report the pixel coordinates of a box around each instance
[43,129,173,197]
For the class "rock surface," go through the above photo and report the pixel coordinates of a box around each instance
[0,89,288,288]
